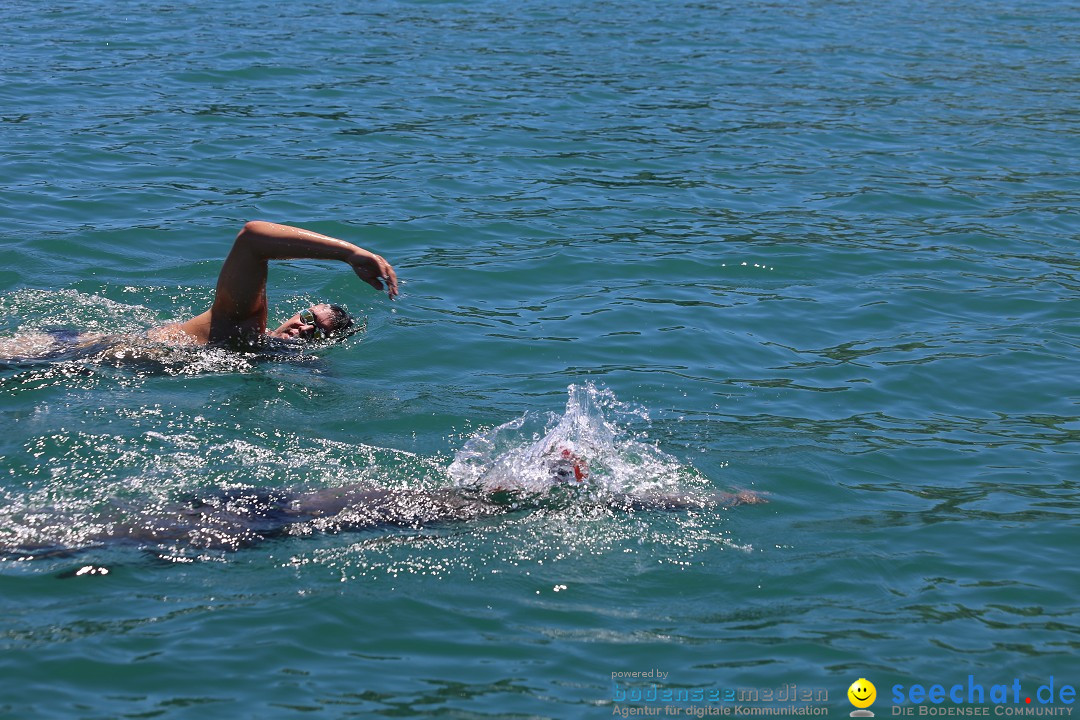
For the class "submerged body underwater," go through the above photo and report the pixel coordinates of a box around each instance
[1,384,761,561]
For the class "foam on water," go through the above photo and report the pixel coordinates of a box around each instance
[0,288,161,337]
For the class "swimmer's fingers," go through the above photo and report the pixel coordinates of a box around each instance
[349,250,399,299]
[382,259,399,298]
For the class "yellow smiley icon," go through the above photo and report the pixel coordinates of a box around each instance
[848,678,876,709]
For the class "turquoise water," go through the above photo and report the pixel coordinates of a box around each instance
[2,0,1078,717]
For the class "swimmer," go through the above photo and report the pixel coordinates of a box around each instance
[147,221,397,347]
[0,221,398,359]
[1,478,765,559]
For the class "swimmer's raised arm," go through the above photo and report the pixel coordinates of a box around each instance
[158,221,397,345]
[225,221,398,299]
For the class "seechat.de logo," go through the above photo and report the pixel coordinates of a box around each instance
[849,678,877,717]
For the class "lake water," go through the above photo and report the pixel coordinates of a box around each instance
[1,0,1078,718]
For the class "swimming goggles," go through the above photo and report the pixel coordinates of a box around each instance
[298,309,326,340]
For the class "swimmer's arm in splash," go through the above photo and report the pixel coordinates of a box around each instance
[155,221,398,345]
[283,486,504,533]
[608,489,767,511]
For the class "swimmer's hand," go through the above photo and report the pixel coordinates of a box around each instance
[349,249,399,299]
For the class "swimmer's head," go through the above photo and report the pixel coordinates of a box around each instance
[547,446,588,483]
[271,303,355,342]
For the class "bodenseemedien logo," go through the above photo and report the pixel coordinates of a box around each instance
[849,678,877,717]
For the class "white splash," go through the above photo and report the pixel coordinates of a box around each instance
[448,383,704,497]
